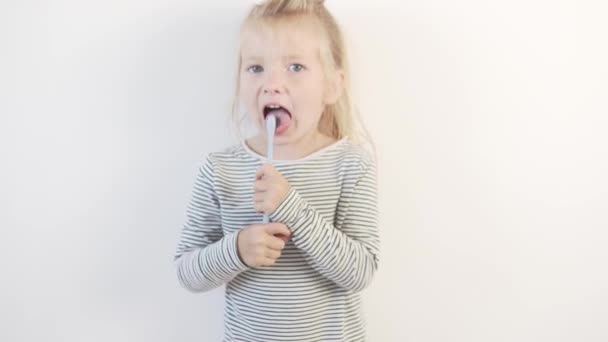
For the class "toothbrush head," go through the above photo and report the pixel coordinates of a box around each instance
[265,113,277,137]
[265,114,277,161]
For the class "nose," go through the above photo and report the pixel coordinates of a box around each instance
[262,68,284,94]
[263,86,281,94]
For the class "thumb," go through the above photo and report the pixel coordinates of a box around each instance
[264,223,291,236]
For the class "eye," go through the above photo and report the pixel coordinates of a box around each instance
[246,65,264,73]
[288,63,305,72]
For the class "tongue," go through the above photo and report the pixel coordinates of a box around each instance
[267,109,291,133]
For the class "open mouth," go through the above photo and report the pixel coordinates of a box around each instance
[263,104,291,119]
[263,104,292,135]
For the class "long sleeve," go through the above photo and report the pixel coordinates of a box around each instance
[269,159,380,293]
[173,154,249,293]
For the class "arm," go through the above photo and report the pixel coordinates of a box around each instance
[269,160,380,293]
[173,155,249,293]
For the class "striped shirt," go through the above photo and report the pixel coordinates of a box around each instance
[173,136,380,342]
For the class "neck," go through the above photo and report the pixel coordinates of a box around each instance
[249,130,337,160]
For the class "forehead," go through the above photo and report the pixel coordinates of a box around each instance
[240,16,324,60]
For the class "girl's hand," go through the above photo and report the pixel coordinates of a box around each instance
[253,163,291,216]
[237,223,292,267]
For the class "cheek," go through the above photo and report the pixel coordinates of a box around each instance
[239,82,257,107]
[238,79,251,97]
[305,86,328,113]
[296,81,325,105]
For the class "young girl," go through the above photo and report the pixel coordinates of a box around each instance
[174,1,380,341]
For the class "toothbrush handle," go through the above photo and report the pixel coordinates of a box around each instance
[262,115,275,225]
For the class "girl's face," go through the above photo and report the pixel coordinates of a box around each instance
[238,18,340,144]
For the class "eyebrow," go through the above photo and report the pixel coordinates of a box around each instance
[242,54,308,62]
[283,54,306,59]
[242,56,262,62]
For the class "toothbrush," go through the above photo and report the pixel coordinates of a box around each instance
[261,114,291,243]
[262,114,277,224]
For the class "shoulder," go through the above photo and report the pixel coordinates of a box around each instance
[338,139,377,174]
[198,142,255,175]
[205,143,243,163]
[332,139,378,201]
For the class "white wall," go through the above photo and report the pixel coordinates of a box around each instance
[1,1,607,341]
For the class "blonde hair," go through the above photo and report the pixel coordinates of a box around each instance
[231,0,375,155]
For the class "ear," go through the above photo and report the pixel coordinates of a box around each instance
[324,69,344,105]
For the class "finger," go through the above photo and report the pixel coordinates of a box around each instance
[264,223,291,236]
[266,236,286,251]
[274,233,291,243]
[265,248,281,259]
[255,199,271,212]
[257,202,271,214]
[253,180,267,192]
[258,163,275,178]
[259,257,277,267]
[255,165,267,180]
